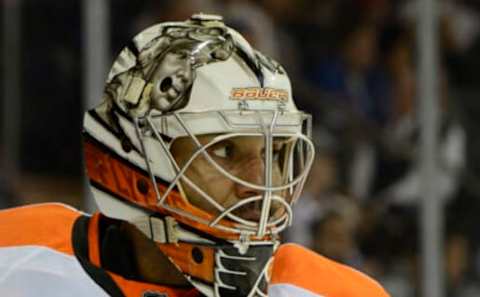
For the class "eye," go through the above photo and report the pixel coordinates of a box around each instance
[175,50,189,59]
[211,143,233,159]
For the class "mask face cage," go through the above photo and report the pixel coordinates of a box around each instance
[133,109,315,241]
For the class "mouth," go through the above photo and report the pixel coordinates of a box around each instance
[237,209,262,221]
[232,201,262,221]
[172,78,187,93]
[165,80,184,100]
[232,201,285,222]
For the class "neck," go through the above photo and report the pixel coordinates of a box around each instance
[122,222,191,286]
[100,217,190,287]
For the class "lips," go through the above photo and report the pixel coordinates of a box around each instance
[232,201,261,221]
[232,201,284,222]
[237,209,262,221]
[166,79,185,99]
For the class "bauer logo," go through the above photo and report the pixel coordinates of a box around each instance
[230,87,288,102]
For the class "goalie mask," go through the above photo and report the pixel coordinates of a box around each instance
[83,14,315,297]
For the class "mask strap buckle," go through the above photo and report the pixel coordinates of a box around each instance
[132,215,179,244]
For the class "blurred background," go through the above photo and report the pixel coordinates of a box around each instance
[2,0,480,296]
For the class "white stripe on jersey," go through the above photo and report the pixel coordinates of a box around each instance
[269,283,326,297]
[0,246,108,297]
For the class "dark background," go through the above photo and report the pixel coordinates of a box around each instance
[2,1,480,296]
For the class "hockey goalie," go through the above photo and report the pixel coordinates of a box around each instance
[0,14,390,297]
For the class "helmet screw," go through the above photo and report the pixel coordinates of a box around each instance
[191,247,204,264]
[136,179,149,195]
[121,138,132,153]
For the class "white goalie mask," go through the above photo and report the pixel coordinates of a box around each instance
[83,14,314,297]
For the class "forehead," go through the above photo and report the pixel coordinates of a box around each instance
[176,134,288,145]
[170,134,289,155]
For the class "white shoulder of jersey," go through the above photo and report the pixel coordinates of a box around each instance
[269,283,326,297]
[0,245,108,297]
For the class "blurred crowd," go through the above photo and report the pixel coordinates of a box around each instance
[3,0,480,296]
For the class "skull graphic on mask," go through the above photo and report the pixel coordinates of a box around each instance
[149,47,195,111]
[103,24,235,116]
[143,26,235,113]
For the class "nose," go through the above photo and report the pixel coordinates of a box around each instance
[176,67,192,83]
[235,156,264,199]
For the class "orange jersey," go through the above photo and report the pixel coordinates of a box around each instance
[0,203,389,297]
[270,244,390,297]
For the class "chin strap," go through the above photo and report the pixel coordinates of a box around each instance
[132,215,180,244]
[157,242,274,297]
[131,215,277,297]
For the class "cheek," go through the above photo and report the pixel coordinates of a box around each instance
[184,157,236,205]
[271,164,283,185]
[271,165,292,204]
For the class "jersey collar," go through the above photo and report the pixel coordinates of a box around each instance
[72,213,201,297]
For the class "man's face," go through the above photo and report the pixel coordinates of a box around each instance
[170,134,288,222]
[150,49,194,111]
